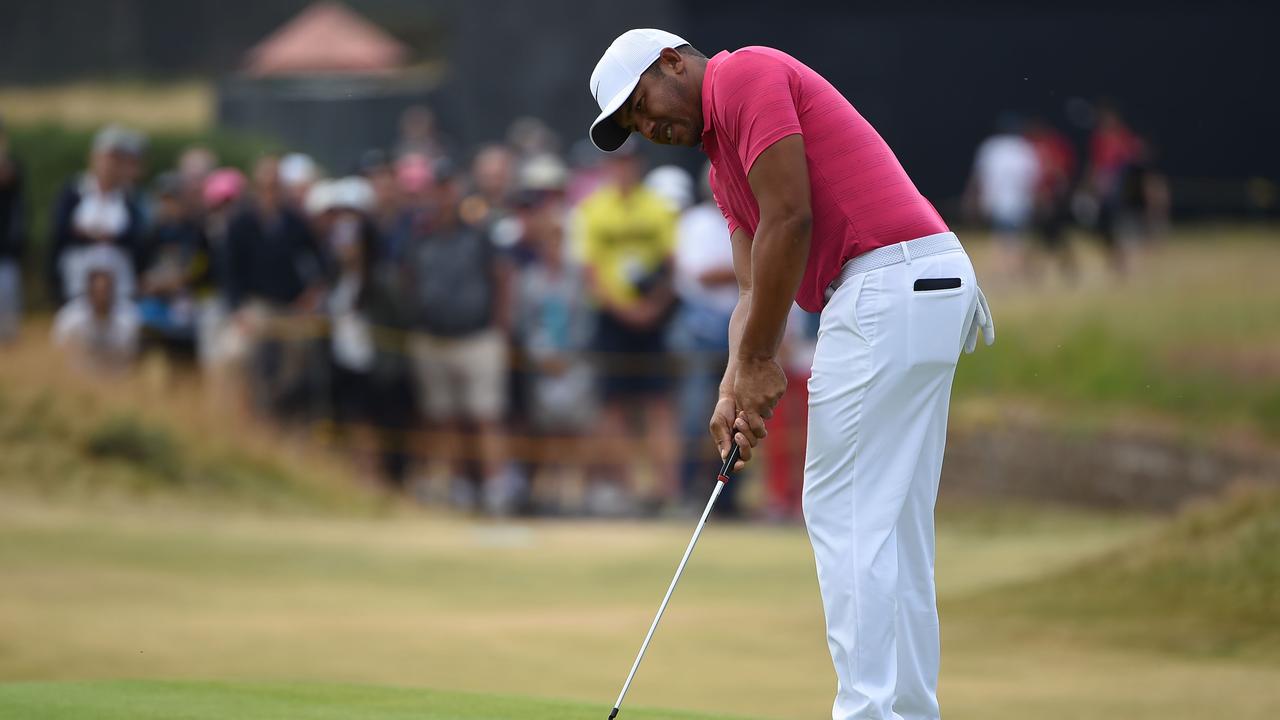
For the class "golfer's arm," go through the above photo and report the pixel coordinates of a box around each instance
[719,228,754,398]
[738,134,812,362]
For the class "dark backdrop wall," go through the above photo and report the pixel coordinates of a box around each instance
[683,1,1280,215]
[2,0,1276,214]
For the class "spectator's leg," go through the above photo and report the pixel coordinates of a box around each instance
[675,327,725,507]
[249,336,282,418]
[0,260,20,343]
[457,329,515,514]
[408,334,458,501]
[371,361,416,493]
[643,390,679,510]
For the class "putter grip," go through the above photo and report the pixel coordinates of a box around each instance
[718,443,741,483]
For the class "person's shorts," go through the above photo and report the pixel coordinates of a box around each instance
[593,311,672,400]
[408,328,508,423]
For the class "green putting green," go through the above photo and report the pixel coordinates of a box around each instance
[0,680,756,720]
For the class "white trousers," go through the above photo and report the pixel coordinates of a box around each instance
[803,239,977,720]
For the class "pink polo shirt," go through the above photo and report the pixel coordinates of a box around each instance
[701,47,948,312]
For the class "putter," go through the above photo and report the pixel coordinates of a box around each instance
[608,441,742,720]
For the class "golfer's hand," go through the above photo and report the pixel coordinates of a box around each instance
[730,356,787,465]
[709,396,747,472]
[735,356,786,421]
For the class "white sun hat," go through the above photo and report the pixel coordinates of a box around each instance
[588,28,689,152]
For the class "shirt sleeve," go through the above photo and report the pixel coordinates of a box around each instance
[714,52,804,175]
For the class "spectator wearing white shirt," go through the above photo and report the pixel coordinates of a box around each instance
[47,125,143,305]
[967,116,1041,279]
[52,267,140,375]
[322,188,414,491]
[659,163,742,514]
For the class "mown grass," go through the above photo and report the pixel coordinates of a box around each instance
[3,496,1279,720]
[0,680,756,720]
[954,227,1280,437]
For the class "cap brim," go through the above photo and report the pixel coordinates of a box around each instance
[589,76,641,152]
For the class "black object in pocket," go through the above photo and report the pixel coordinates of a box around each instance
[914,277,962,292]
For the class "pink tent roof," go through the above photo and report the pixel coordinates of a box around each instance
[245,1,409,77]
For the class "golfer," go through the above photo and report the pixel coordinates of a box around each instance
[588,30,995,720]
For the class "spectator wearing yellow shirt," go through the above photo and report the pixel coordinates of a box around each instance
[573,142,678,513]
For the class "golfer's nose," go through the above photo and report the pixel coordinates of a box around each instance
[640,117,657,142]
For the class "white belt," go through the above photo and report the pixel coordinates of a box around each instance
[824,232,963,302]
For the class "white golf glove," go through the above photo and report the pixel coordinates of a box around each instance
[964,285,995,353]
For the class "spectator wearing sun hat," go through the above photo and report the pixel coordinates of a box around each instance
[47,125,145,305]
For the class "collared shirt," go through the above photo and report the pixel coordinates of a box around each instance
[700,47,948,312]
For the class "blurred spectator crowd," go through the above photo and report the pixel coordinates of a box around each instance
[0,101,1167,518]
[0,107,816,519]
[965,104,1170,281]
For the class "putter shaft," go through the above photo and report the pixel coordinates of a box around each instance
[609,443,741,718]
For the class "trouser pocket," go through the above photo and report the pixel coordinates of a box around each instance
[907,279,968,367]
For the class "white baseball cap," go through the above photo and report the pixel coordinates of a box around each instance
[589,28,690,152]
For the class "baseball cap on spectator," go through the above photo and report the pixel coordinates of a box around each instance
[519,153,569,192]
[588,28,690,152]
[513,153,569,209]
[644,165,694,212]
[332,176,375,213]
[118,127,148,157]
[92,125,133,155]
[202,168,246,209]
[304,179,337,217]
[279,152,318,189]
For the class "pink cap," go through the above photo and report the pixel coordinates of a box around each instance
[203,168,247,208]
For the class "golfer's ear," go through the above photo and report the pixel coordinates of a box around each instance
[660,47,684,74]
[747,134,811,229]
